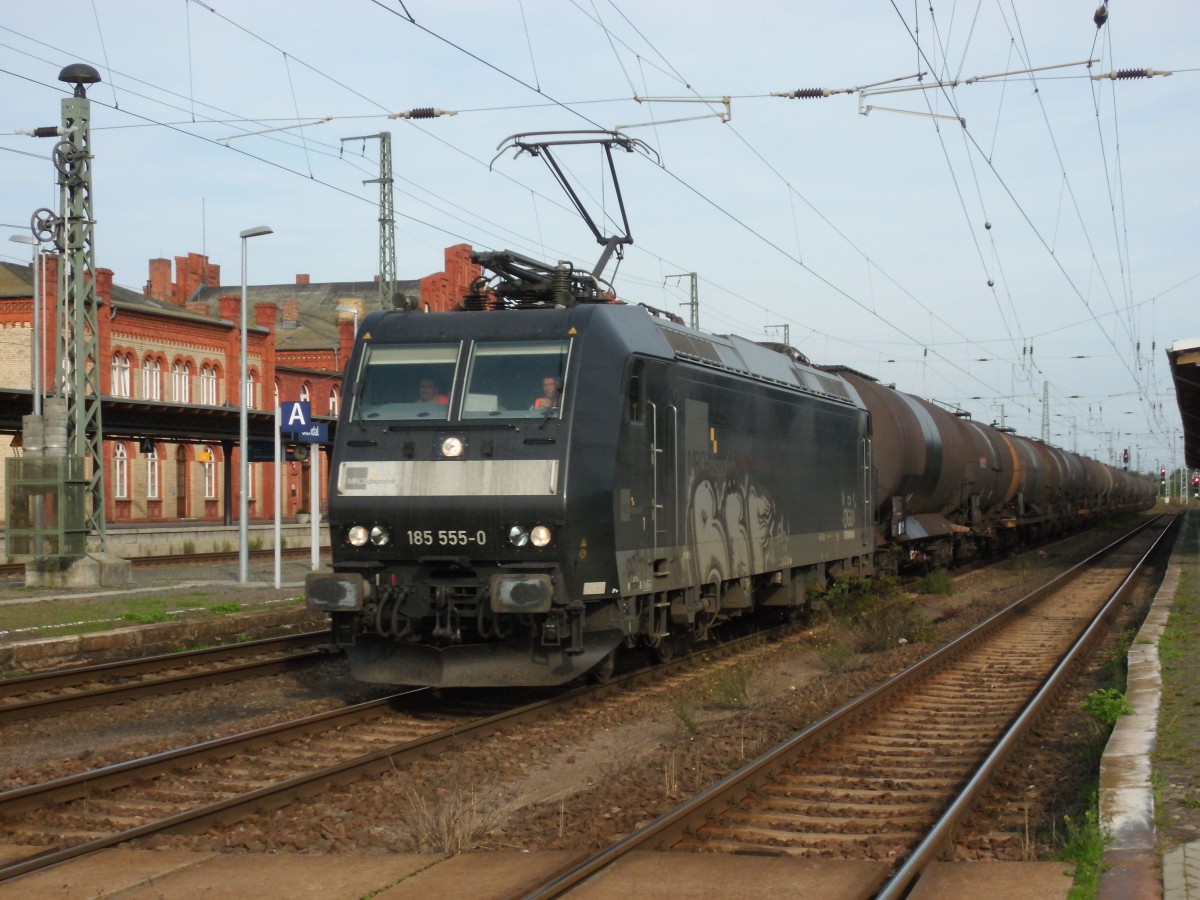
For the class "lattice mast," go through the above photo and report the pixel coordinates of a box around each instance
[51,66,107,550]
[341,132,396,309]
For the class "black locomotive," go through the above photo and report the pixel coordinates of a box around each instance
[304,130,1153,687]
[304,253,1153,687]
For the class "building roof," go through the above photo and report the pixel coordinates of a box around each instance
[1168,338,1200,468]
[193,279,421,351]
[0,262,32,298]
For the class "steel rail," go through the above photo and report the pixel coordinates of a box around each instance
[0,617,793,884]
[877,513,1179,898]
[520,513,1169,898]
[0,633,332,724]
[0,631,327,696]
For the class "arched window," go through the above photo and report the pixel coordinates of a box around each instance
[145,445,159,499]
[172,361,191,403]
[329,387,339,417]
[273,380,280,410]
[113,443,128,499]
[300,382,311,403]
[200,445,216,499]
[142,357,161,400]
[244,370,257,409]
[111,353,131,397]
[199,365,217,405]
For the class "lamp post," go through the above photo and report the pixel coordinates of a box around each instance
[238,225,272,584]
[9,234,40,415]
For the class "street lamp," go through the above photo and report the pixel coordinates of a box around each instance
[9,234,40,415]
[238,225,273,584]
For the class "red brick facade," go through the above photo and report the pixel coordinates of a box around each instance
[3,244,484,527]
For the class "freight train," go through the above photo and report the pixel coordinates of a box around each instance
[305,250,1154,687]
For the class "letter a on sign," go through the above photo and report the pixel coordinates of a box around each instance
[282,401,311,430]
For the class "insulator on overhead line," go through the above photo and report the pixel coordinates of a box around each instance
[32,126,60,138]
[390,107,458,119]
[1094,3,1108,28]
[790,88,829,99]
[1091,68,1171,81]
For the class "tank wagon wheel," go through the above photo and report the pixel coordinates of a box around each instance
[647,635,678,665]
[587,650,616,685]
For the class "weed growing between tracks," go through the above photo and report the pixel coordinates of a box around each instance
[1057,795,1108,898]
[815,574,932,652]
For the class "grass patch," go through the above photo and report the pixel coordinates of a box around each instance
[1057,794,1109,898]
[813,575,930,652]
[0,590,303,639]
[393,779,508,854]
[918,569,955,596]
[208,602,243,615]
[1153,516,1200,848]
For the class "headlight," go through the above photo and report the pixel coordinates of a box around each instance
[441,436,465,458]
[508,525,529,547]
[530,525,552,547]
[370,525,390,546]
[347,525,369,547]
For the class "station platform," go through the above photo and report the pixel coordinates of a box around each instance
[0,519,329,563]
[0,846,1075,899]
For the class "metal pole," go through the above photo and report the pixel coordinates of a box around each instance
[239,236,249,584]
[238,225,272,584]
[310,449,319,571]
[274,405,281,589]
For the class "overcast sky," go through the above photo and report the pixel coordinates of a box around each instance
[2,1,1196,473]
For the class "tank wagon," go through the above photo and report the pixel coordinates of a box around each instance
[305,255,1153,687]
[836,369,1153,567]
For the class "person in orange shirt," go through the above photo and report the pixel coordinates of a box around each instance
[532,376,561,410]
[417,377,449,404]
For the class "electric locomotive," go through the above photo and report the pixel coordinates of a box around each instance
[305,254,876,686]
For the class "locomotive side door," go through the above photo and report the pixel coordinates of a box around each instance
[617,358,677,591]
[616,358,654,595]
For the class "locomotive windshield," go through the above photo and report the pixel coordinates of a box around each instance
[463,339,570,419]
[353,343,459,422]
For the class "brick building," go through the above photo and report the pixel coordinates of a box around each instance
[0,244,480,527]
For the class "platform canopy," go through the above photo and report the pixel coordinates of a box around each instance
[1168,338,1200,469]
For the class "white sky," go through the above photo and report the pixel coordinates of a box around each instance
[2,1,1197,473]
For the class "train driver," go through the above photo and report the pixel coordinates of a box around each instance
[416,377,449,405]
[531,376,562,411]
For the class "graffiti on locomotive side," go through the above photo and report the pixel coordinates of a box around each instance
[688,470,789,589]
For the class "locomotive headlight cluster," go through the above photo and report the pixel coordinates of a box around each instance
[508,524,554,548]
[347,524,390,547]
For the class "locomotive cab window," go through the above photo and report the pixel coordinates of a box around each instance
[463,340,570,419]
[354,343,459,421]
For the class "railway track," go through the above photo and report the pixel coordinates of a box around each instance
[0,633,333,726]
[523,513,1176,898]
[0,623,791,885]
